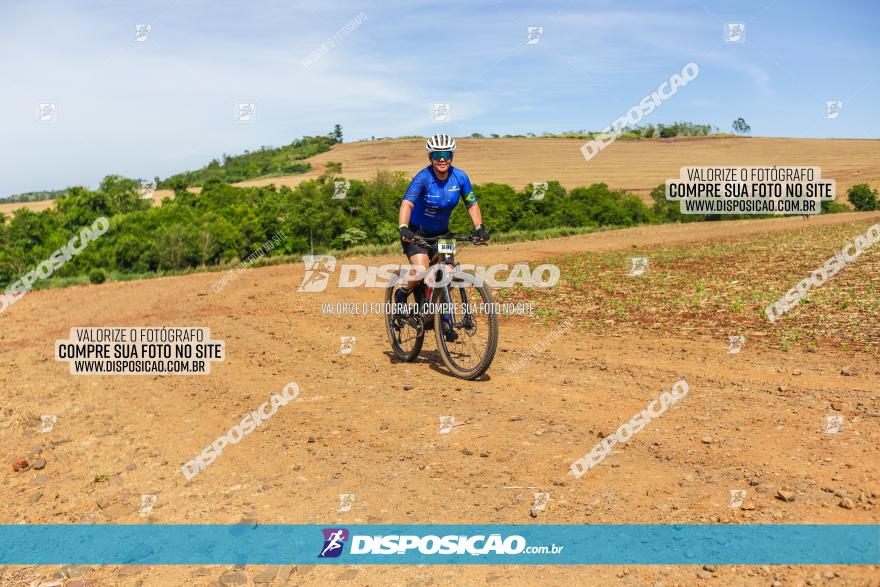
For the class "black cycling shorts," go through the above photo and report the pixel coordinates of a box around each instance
[401,226,447,260]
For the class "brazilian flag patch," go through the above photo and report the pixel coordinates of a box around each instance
[464,191,477,204]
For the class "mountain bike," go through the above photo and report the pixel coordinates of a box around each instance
[384,234,498,380]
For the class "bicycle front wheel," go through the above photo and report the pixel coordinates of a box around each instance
[432,272,498,380]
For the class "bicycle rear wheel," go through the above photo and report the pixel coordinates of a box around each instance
[433,272,498,380]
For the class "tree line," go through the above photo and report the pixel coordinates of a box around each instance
[1,168,863,288]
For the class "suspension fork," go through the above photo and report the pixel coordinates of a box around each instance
[440,274,475,330]
[457,282,475,329]
[439,282,454,325]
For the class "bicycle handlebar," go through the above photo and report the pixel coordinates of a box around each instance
[411,233,487,246]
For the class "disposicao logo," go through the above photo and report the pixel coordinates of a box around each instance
[318,528,349,558]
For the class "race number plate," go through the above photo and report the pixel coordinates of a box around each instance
[437,239,456,254]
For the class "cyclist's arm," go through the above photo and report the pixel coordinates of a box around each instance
[467,202,483,227]
[460,173,482,227]
[399,200,414,226]
[400,172,424,226]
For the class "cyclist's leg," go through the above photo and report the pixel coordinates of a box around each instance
[406,253,430,290]
[400,235,435,291]
[397,238,430,309]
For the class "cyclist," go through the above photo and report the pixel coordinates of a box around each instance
[395,134,489,339]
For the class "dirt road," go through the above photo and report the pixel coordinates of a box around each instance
[2,212,878,586]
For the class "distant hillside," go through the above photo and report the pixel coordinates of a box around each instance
[156,135,337,188]
[4,136,880,219]
[3,189,67,203]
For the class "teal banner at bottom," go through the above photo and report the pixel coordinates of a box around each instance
[0,525,876,565]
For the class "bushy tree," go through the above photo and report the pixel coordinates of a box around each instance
[650,183,705,223]
[847,183,878,211]
[732,117,751,135]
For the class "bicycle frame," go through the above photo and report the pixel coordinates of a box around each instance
[411,233,483,330]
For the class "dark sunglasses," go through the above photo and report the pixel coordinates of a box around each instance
[430,151,453,161]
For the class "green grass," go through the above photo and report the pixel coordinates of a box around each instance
[498,220,880,355]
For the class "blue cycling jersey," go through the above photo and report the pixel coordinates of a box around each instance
[403,166,477,235]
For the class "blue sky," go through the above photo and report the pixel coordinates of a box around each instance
[1,0,877,196]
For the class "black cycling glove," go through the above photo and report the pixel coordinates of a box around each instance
[473,224,490,242]
[399,225,416,242]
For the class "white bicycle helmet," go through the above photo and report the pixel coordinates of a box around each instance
[425,133,456,152]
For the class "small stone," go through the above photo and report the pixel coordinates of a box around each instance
[741,500,756,511]
[274,565,295,579]
[219,572,246,585]
[697,570,712,579]
[253,568,278,583]
[838,498,854,509]
[403,385,413,391]
[61,565,86,578]
[337,569,359,580]
[840,365,858,376]
[117,565,148,577]
[703,564,716,572]
[97,497,110,510]
[749,478,760,486]
[307,437,316,443]
[103,502,136,519]
[701,437,713,444]
[461,448,473,456]
[480,452,489,458]
[29,491,42,504]
[32,458,46,470]
[12,458,29,472]
[776,489,796,502]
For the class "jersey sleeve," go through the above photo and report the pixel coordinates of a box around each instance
[403,171,426,204]
[460,172,477,207]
